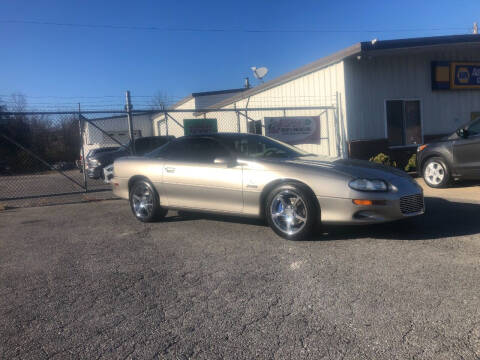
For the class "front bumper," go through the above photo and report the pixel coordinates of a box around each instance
[87,166,103,179]
[318,192,425,225]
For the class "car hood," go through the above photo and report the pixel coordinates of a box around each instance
[284,156,412,181]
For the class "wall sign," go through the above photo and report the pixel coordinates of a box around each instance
[432,61,480,90]
[451,62,480,89]
[183,118,218,136]
[264,116,320,145]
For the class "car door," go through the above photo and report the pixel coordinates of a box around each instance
[162,137,243,213]
[453,119,480,178]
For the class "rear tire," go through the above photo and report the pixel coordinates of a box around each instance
[423,157,450,188]
[129,180,167,222]
[265,183,318,241]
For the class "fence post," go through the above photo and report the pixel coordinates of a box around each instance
[78,103,88,192]
[125,90,135,155]
[234,103,240,133]
[325,109,331,157]
[165,112,169,136]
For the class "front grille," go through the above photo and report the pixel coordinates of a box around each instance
[400,194,424,214]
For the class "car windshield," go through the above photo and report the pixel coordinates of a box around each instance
[219,135,311,159]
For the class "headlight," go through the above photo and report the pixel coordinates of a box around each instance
[89,159,100,166]
[349,179,388,192]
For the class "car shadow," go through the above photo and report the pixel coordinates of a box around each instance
[318,197,480,241]
[164,197,480,241]
[164,210,266,227]
[449,179,480,188]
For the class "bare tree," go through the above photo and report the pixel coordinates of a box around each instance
[9,93,27,112]
[150,91,170,110]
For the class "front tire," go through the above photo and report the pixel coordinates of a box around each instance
[265,183,318,241]
[423,157,450,188]
[129,180,167,222]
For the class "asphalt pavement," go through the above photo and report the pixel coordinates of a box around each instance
[1,197,480,359]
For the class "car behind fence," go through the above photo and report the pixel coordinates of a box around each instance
[0,99,340,207]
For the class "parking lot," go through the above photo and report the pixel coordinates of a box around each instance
[1,194,480,359]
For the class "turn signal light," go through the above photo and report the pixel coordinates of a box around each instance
[353,199,373,206]
[353,199,387,206]
[417,144,428,152]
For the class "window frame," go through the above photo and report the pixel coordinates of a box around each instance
[384,98,424,148]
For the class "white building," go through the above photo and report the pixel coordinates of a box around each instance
[82,112,156,155]
[154,34,480,164]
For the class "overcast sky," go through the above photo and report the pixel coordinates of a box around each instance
[1,0,478,109]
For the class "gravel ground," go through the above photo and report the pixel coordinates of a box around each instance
[1,197,480,359]
[0,170,113,208]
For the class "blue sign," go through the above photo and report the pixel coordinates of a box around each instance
[451,62,480,89]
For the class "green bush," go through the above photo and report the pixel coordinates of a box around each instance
[404,154,417,172]
[369,153,397,168]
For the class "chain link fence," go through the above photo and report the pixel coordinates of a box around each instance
[0,101,339,208]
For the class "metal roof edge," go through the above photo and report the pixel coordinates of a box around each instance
[191,88,247,97]
[361,34,480,52]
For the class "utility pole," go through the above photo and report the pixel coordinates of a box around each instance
[125,90,135,155]
[474,22,478,34]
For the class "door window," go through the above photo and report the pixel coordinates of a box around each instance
[164,138,230,163]
[386,100,422,146]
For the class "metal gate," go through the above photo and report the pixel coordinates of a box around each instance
[0,100,340,207]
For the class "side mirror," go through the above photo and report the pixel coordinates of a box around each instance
[214,156,236,166]
[457,128,469,138]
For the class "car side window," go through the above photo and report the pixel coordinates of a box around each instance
[134,138,152,155]
[229,137,292,158]
[468,120,480,136]
[164,138,230,163]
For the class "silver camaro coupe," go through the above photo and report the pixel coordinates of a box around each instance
[112,133,424,240]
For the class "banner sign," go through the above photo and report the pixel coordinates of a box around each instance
[264,116,320,145]
[184,118,218,136]
[451,62,480,89]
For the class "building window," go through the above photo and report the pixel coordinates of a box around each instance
[386,100,422,146]
[248,120,262,135]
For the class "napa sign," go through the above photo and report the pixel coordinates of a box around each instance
[451,62,480,89]
[264,116,320,145]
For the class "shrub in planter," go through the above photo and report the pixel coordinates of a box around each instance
[404,154,417,172]
[369,153,397,168]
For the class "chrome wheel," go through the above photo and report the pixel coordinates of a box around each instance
[270,190,308,236]
[132,183,154,219]
[424,161,445,186]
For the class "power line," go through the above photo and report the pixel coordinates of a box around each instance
[0,20,470,34]
[0,93,184,99]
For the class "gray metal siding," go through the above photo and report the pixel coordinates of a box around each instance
[344,46,480,142]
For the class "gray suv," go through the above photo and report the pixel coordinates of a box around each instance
[417,118,480,188]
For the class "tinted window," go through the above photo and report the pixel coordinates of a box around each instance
[134,138,152,154]
[221,135,308,159]
[468,119,480,135]
[164,138,230,163]
[134,137,172,155]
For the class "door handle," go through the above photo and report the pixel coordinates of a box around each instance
[165,167,175,173]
